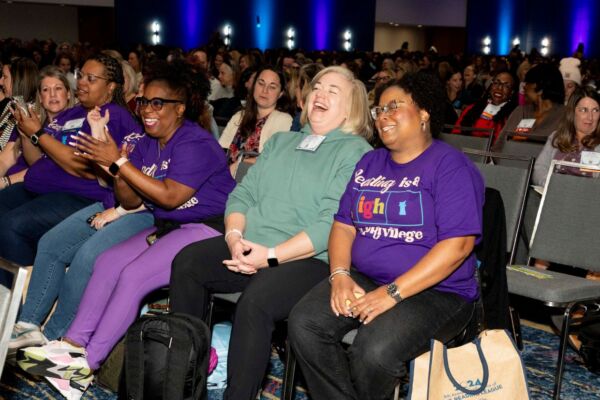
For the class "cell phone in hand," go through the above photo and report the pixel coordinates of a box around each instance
[12,96,30,118]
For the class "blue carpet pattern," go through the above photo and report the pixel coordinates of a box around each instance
[0,325,598,399]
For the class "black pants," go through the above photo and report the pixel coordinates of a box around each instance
[169,235,329,400]
[288,271,475,400]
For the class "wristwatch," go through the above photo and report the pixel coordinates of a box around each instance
[386,282,403,303]
[109,157,129,176]
[267,247,279,267]
[30,128,48,146]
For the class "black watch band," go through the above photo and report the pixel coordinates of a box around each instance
[30,128,47,146]
[109,162,120,176]
[109,157,128,176]
[267,247,279,267]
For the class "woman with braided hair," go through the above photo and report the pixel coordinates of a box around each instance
[18,59,235,400]
[0,54,142,266]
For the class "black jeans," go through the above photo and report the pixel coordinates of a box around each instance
[288,270,475,400]
[169,235,330,400]
[0,183,94,265]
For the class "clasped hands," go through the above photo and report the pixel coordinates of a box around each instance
[223,236,269,275]
[330,275,396,325]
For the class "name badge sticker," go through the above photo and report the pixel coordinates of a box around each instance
[480,103,502,120]
[515,118,535,133]
[581,151,600,167]
[296,135,326,152]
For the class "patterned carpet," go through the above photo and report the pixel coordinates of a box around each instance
[0,325,598,399]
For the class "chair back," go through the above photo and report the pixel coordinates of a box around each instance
[233,150,259,183]
[0,259,28,378]
[529,161,600,272]
[496,138,544,168]
[465,149,533,264]
[439,132,492,163]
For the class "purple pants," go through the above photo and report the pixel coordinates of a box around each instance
[65,223,221,369]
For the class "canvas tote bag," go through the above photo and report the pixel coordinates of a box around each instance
[409,329,529,399]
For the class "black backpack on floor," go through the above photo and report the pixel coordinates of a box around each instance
[123,312,211,400]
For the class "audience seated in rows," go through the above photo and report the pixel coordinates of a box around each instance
[17,59,235,399]
[1,36,600,400]
[0,54,139,267]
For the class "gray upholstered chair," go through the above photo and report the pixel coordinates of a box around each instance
[439,131,493,164]
[0,259,28,378]
[505,160,600,399]
[495,133,544,168]
[464,149,534,265]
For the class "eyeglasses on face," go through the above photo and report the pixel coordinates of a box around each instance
[491,79,512,90]
[74,68,109,83]
[370,99,409,119]
[136,96,183,112]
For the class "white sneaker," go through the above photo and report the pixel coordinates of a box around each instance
[18,340,91,382]
[45,374,93,400]
[8,322,48,355]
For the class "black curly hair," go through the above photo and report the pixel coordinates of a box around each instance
[143,59,211,122]
[87,53,127,109]
[375,71,446,138]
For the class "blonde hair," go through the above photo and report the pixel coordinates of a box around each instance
[36,65,76,123]
[121,61,139,98]
[300,66,372,140]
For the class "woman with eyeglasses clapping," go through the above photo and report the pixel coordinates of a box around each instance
[16,60,235,399]
[0,54,142,267]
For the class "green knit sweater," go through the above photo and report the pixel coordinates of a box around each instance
[225,127,372,262]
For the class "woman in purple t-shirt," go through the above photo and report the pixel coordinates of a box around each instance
[0,65,76,190]
[18,60,235,399]
[289,73,485,400]
[0,54,140,266]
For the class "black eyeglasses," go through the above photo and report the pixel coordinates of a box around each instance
[136,97,183,112]
[491,80,512,90]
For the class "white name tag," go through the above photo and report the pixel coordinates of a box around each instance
[482,103,502,116]
[581,151,600,167]
[516,118,535,132]
[296,135,326,152]
[63,118,85,130]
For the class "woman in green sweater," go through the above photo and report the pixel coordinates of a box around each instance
[169,66,373,399]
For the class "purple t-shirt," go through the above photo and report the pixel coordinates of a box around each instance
[129,119,235,223]
[335,140,484,301]
[6,127,27,176]
[24,103,142,201]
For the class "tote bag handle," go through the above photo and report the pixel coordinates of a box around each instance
[442,337,490,395]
